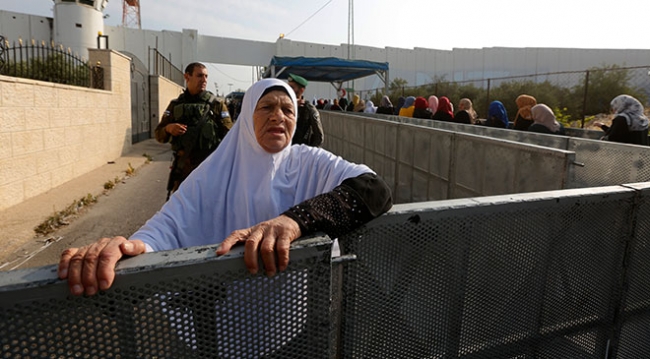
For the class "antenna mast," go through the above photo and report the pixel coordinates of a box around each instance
[122,0,142,29]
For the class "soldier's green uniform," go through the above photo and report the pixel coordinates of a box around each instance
[155,90,232,198]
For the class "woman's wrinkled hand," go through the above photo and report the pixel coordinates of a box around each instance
[58,237,147,296]
[216,215,302,277]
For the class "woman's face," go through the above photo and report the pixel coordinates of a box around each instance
[253,90,296,153]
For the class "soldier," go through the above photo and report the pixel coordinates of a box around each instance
[287,73,324,147]
[155,62,233,199]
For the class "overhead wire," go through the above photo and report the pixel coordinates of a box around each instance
[208,63,249,83]
[284,0,334,38]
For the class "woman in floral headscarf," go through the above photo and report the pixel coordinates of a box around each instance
[600,94,649,145]
[513,94,537,131]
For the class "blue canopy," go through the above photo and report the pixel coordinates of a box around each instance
[263,56,389,90]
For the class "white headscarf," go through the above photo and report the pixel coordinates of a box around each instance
[611,94,649,132]
[132,78,372,251]
[364,100,377,113]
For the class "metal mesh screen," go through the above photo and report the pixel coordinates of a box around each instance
[0,239,333,359]
[616,184,650,358]
[568,139,650,189]
[338,188,637,358]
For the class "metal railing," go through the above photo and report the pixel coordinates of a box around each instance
[0,36,103,89]
[356,65,650,128]
[149,47,184,86]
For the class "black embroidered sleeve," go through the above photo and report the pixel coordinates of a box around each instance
[282,173,393,238]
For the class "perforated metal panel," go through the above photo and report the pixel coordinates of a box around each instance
[615,183,650,358]
[338,187,638,358]
[568,139,650,189]
[0,238,333,359]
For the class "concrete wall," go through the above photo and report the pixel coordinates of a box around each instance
[0,49,132,211]
[361,112,650,190]
[320,111,576,204]
[149,75,184,138]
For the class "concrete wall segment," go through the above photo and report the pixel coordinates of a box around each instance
[0,50,131,211]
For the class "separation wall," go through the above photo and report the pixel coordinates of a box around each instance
[320,111,576,203]
[0,50,132,211]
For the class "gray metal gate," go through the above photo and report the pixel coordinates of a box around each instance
[128,54,151,143]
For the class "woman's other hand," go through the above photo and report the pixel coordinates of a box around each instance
[217,215,302,276]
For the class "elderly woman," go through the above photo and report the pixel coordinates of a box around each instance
[58,78,392,296]
[528,104,565,135]
[599,94,649,145]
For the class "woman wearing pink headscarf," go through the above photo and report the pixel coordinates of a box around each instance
[428,96,439,115]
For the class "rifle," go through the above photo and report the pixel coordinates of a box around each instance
[166,152,182,201]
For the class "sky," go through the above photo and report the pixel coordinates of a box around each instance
[3,0,650,93]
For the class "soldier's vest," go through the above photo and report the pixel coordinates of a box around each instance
[170,91,221,154]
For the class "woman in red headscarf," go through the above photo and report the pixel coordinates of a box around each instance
[413,97,432,119]
[431,96,454,122]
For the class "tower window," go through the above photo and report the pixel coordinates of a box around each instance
[76,23,82,28]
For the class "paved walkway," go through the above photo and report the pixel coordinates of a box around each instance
[0,139,171,266]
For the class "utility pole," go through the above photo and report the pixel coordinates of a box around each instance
[347,0,354,99]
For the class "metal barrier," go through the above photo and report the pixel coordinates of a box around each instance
[3,184,650,358]
[0,238,333,358]
[321,111,577,203]
[336,183,650,358]
[349,112,650,191]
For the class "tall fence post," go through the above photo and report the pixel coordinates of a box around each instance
[581,70,590,129]
[486,78,492,116]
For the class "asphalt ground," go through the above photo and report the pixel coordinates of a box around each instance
[0,139,172,271]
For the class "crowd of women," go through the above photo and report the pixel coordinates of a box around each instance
[316,93,649,146]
